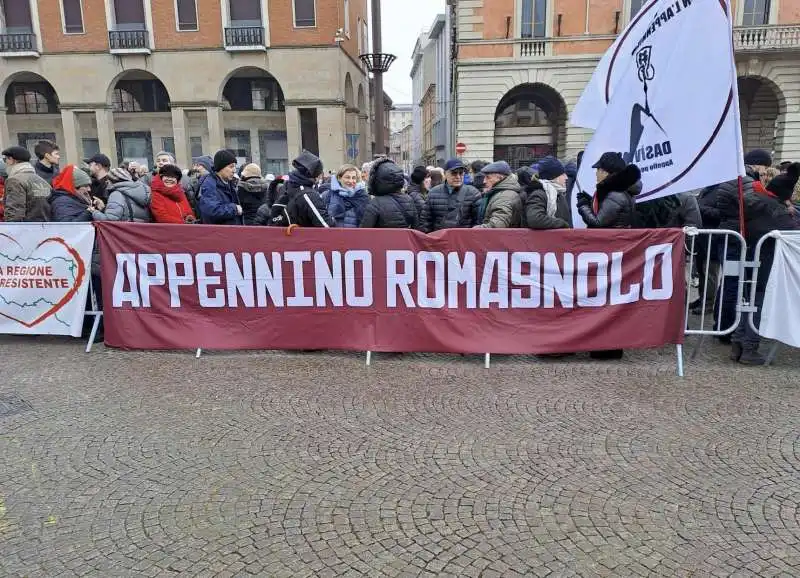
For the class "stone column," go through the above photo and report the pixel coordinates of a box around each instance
[206,106,224,153]
[59,109,81,164]
[249,127,260,166]
[284,105,301,161]
[0,108,12,153]
[315,106,346,170]
[95,108,117,165]
[171,107,190,168]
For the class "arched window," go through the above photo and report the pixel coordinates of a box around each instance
[113,88,142,112]
[5,83,59,114]
[495,99,550,129]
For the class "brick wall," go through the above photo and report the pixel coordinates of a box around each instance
[152,0,223,49]
[38,0,108,53]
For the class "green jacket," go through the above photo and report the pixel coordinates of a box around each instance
[4,162,52,222]
[475,174,523,229]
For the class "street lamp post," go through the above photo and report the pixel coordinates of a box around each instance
[360,0,395,158]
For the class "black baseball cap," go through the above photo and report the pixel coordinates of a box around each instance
[592,152,626,174]
[85,153,111,169]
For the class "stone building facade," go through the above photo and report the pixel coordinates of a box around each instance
[452,0,800,168]
[0,0,371,173]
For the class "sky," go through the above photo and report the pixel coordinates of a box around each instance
[373,0,446,104]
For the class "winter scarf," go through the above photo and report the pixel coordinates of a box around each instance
[327,176,369,225]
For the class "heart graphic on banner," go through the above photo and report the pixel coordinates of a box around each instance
[0,233,87,328]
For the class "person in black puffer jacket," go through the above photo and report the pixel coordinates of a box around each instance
[236,164,269,225]
[419,158,480,232]
[406,165,428,217]
[576,156,642,361]
[360,158,419,229]
[577,160,641,229]
[519,165,571,230]
[268,151,333,228]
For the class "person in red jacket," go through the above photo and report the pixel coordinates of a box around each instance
[150,164,196,224]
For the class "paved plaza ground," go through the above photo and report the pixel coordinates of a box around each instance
[1,336,799,577]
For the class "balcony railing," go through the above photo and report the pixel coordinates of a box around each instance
[0,33,37,53]
[519,39,548,57]
[734,25,800,51]
[109,30,149,51]
[224,26,265,48]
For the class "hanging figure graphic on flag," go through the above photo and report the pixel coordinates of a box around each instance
[570,0,745,228]
[626,46,667,164]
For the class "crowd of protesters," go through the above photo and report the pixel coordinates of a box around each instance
[1,139,798,364]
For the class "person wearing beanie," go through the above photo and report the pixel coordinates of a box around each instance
[150,164,196,224]
[521,165,571,231]
[473,161,522,229]
[2,146,51,222]
[360,158,419,229]
[419,158,481,233]
[267,150,333,227]
[525,155,571,230]
[183,155,214,215]
[90,168,152,223]
[236,163,269,225]
[198,149,243,225]
[407,165,429,216]
[48,165,98,223]
[766,162,800,205]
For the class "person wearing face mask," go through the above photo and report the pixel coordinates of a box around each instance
[419,159,480,233]
[324,164,370,228]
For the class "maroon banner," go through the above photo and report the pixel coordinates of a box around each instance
[96,223,685,354]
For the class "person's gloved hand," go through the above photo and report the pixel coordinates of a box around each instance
[577,192,592,208]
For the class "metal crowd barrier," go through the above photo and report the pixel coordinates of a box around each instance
[683,228,748,361]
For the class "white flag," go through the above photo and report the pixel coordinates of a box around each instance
[571,0,744,227]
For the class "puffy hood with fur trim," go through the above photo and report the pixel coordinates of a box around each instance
[292,150,324,180]
[596,164,642,202]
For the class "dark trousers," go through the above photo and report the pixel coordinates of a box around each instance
[715,244,740,333]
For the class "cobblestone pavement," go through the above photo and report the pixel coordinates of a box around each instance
[1,336,800,577]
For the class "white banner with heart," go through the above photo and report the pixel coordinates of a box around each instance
[0,223,96,336]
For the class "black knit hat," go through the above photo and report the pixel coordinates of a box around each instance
[411,165,428,185]
[766,162,800,202]
[213,149,237,172]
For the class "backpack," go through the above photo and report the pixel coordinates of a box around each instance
[268,186,329,228]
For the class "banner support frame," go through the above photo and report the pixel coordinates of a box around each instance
[676,344,684,377]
